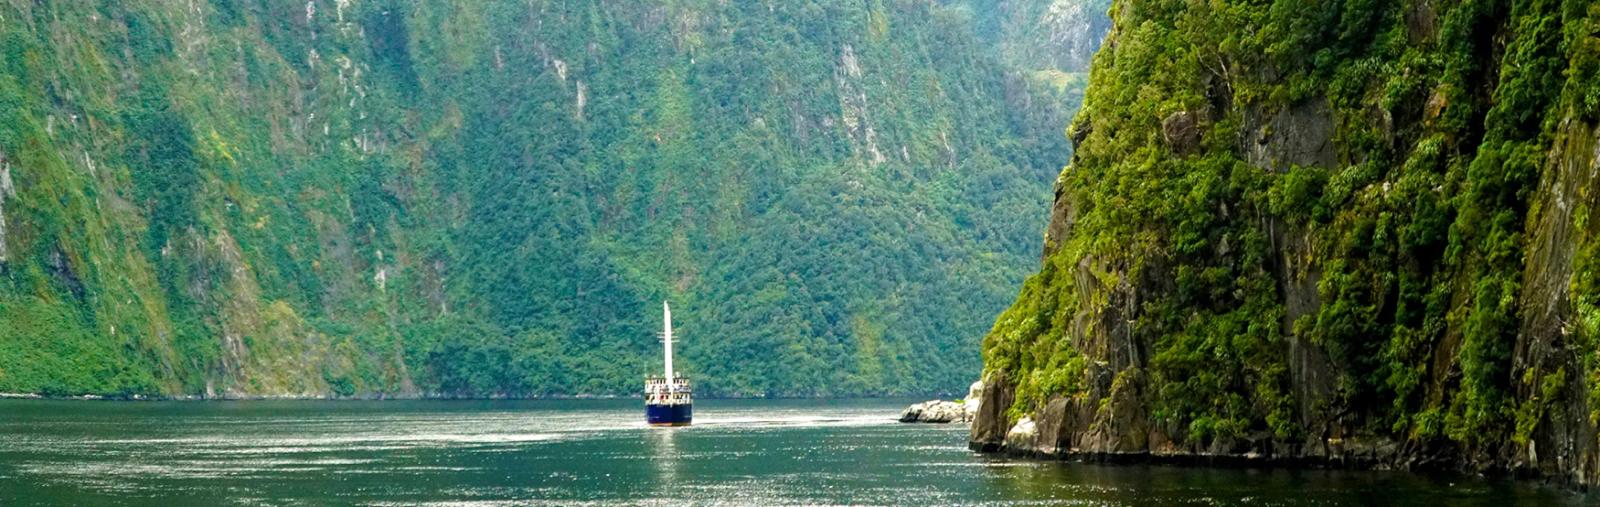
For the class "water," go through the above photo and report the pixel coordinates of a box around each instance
[0,398,1579,506]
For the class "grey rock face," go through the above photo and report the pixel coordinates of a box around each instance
[1243,99,1336,172]
[1161,111,1204,156]
[1513,119,1600,486]
[969,371,1016,452]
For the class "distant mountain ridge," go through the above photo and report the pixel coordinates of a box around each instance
[0,0,1106,398]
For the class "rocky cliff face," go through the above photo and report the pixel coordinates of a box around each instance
[975,0,1600,488]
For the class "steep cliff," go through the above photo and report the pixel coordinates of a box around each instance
[974,0,1600,487]
[0,0,1106,398]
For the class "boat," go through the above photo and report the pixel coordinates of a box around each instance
[645,301,692,426]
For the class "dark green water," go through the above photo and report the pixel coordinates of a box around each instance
[0,398,1580,505]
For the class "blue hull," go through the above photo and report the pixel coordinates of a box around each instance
[646,403,692,426]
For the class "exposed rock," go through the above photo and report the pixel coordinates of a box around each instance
[963,379,983,422]
[1404,1,1439,44]
[900,379,986,424]
[1243,99,1336,172]
[969,371,1016,452]
[1042,175,1078,259]
[898,400,968,423]
[1263,215,1336,429]
[1027,396,1071,457]
[575,80,587,121]
[1512,118,1600,486]
[1083,368,1151,453]
[1069,110,1092,146]
[0,154,10,263]
[1004,416,1038,453]
[835,44,886,165]
[1161,110,1203,156]
[0,154,11,194]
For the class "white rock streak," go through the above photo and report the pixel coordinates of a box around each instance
[0,157,11,262]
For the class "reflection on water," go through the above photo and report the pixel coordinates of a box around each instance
[0,398,1582,506]
[650,426,678,493]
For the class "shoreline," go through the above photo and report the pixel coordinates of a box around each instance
[969,441,1596,495]
[0,392,952,402]
[963,375,1599,496]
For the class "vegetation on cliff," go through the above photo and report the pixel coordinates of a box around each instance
[0,0,1103,398]
[980,0,1600,483]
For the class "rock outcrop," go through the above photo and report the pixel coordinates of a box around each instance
[899,400,970,423]
[1161,111,1204,156]
[1004,417,1038,452]
[901,379,990,423]
[969,371,1017,452]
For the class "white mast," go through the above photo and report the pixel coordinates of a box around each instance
[663,301,674,380]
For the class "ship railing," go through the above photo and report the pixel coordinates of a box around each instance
[644,377,691,385]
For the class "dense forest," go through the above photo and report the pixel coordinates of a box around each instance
[975,0,1600,486]
[0,0,1107,398]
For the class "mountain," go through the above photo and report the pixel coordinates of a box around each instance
[972,0,1600,486]
[0,1,1107,398]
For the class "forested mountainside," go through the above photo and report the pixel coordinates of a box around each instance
[974,0,1600,486]
[0,0,1109,398]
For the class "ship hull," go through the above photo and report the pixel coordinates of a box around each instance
[646,403,693,426]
